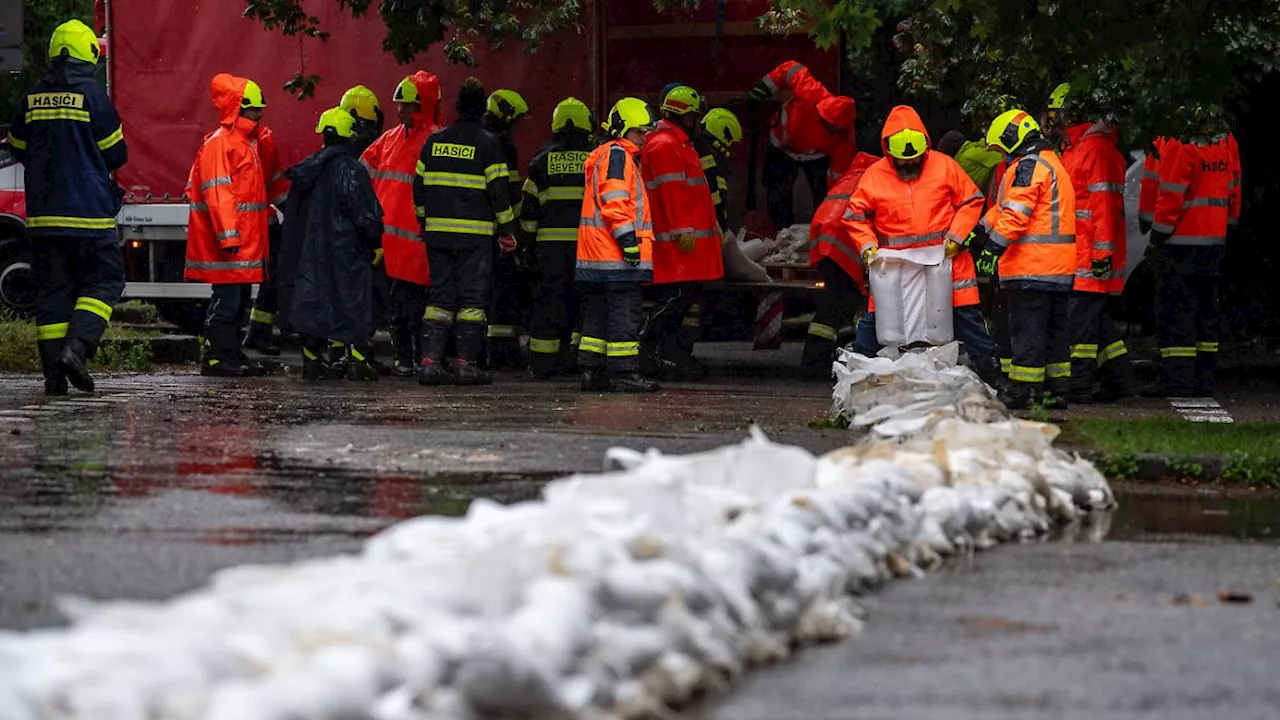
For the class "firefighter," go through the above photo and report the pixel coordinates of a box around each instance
[521,97,593,380]
[1143,111,1238,398]
[937,130,1004,194]
[1137,136,1173,235]
[483,88,531,369]
[697,107,743,229]
[184,73,272,377]
[7,19,128,394]
[240,114,291,359]
[841,106,1003,389]
[577,98,659,393]
[361,72,442,376]
[640,85,724,380]
[1044,85,1135,403]
[278,108,384,381]
[340,85,385,155]
[413,77,517,386]
[747,61,857,229]
[801,150,878,375]
[974,109,1077,409]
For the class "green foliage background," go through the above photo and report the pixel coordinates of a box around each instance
[0,0,97,125]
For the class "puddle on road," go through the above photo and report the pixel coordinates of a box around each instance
[1106,487,1279,541]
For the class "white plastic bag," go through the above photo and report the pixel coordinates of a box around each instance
[867,244,954,347]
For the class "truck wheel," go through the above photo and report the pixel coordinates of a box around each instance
[156,299,209,336]
[0,245,37,318]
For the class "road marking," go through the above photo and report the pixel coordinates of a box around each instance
[1169,397,1234,424]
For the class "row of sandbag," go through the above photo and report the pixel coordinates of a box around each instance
[0,351,1114,720]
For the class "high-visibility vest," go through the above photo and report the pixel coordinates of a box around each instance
[576,138,654,284]
[981,147,1077,291]
[1151,135,1235,247]
[640,120,724,284]
[1061,121,1128,294]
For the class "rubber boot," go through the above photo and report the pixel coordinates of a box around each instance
[1095,356,1135,403]
[612,371,660,393]
[453,358,493,386]
[580,368,610,392]
[662,333,708,381]
[40,341,68,396]
[201,327,247,377]
[58,338,95,393]
[417,357,453,386]
[391,325,417,378]
[301,342,331,381]
[242,321,281,356]
[345,344,380,382]
[997,381,1034,411]
[799,337,837,380]
[327,340,348,380]
[527,344,559,380]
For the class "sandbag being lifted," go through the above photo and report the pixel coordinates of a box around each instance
[867,244,953,347]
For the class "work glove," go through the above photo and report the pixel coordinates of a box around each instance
[1138,218,1153,235]
[498,235,518,254]
[372,248,384,266]
[677,233,697,254]
[1148,229,1171,247]
[748,81,772,102]
[1091,255,1112,278]
[974,248,999,277]
[944,240,965,259]
[622,244,642,267]
[861,246,878,265]
[968,224,991,251]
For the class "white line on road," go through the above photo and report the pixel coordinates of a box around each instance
[1169,397,1234,423]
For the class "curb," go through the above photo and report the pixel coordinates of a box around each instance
[100,334,200,364]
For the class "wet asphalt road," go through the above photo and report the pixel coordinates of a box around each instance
[1,342,1278,719]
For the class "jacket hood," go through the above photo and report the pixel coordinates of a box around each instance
[879,105,931,156]
[286,146,347,194]
[817,96,856,129]
[211,73,251,127]
[407,71,441,129]
[42,57,97,86]
[1066,120,1118,148]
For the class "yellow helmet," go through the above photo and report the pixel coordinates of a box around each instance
[392,77,421,105]
[240,80,267,109]
[552,97,592,133]
[604,97,658,138]
[1047,82,1071,111]
[49,19,100,65]
[487,89,529,122]
[340,85,381,121]
[885,127,929,160]
[661,85,703,116]
[985,109,1040,154]
[701,108,743,152]
[316,107,356,138]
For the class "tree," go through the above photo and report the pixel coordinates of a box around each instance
[0,0,97,124]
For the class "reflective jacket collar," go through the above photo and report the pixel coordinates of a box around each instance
[615,137,641,157]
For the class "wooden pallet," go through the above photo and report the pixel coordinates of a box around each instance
[763,262,819,284]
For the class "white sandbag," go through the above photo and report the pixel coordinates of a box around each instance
[739,237,769,262]
[867,244,954,347]
[721,228,771,282]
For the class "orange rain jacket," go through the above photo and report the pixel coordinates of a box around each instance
[577,137,654,284]
[360,71,442,285]
[981,136,1077,292]
[640,119,724,284]
[758,60,857,183]
[253,125,290,208]
[843,106,984,309]
[809,151,879,293]
[1151,134,1237,248]
[184,73,270,284]
[1060,121,1128,294]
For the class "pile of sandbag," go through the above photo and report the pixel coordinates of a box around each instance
[720,228,772,283]
[0,352,1114,720]
[759,224,811,265]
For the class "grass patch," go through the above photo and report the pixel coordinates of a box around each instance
[0,313,159,373]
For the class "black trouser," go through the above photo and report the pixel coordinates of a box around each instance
[389,279,427,366]
[990,277,1013,376]
[763,143,830,230]
[489,245,522,355]
[643,282,702,364]
[578,282,643,372]
[204,283,252,363]
[33,235,126,379]
[1004,288,1071,401]
[1069,290,1134,397]
[802,259,864,368]
[1156,269,1221,396]
[249,223,282,327]
[423,243,492,364]
[527,242,578,371]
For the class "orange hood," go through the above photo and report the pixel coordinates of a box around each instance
[879,105,931,156]
[211,73,252,127]
[407,71,442,129]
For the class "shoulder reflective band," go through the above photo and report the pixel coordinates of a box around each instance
[97,126,125,151]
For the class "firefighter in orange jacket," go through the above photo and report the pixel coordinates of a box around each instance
[801,150,878,375]
[640,85,724,380]
[1143,113,1239,397]
[748,61,857,229]
[241,121,291,357]
[185,73,272,377]
[1044,85,1135,403]
[975,110,1077,409]
[842,106,1002,389]
[361,71,442,376]
[576,98,660,394]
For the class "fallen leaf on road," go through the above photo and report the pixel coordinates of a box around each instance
[957,615,1054,634]
[1217,592,1253,604]
[1172,594,1211,607]
[464,452,503,463]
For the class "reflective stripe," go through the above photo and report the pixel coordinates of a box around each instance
[611,222,636,239]
[1150,222,1175,234]
[457,307,488,323]
[826,193,851,202]
[1094,241,1115,251]
[961,191,983,204]
[371,169,415,184]
[710,191,722,204]
[508,169,521,182]
[484,163,508,183]
[200,176,232,191]
[881,230,944,248]
[1138,212,1154,222]
[579,336,607,355]
[580,216,607,228]
[528,337,562,354]
[420,172,486,189]
[424,306,456,323]
[272,192,289,206]
[986,229,1013,249]
[952,278,978,291]
[1022,234,1075,245]
[1001,273,1073,286]
[1002,200,1033,216]
[943,232,966,244]
[1087,182,1124,194]
[1160,346,1197,359]
[571,332,582,347]
[1071,343,1100,360]
[496,207,516,225]
[686,176,707,187]
[1141,169,1159,181]
[1158,182,1187,193]
[384,224,421,241]
[216,229,240,240]
[1075,209,1092,220]
[645,172,688,190]
[423,217,495,235]
[807,322,837,341]
[576,259,654,272]
[487,325,517,338]
[520,219,539,233]
[1099,340,1127,363]
[843,209,867,221]
[1000,358,1012,374]
[237,203,269,212]
[186,259,262,271]
[542,186,585,202]
[6,133,26,150]
[1008,365,1046,382]
[1046,362,1071,379]
[26,109,91,123]
[97,126,125,151]
[1168,235,1225,247]
[536,227,579,243]
[27,216,116,230]
[523,178,541,197]
[1183,196,1230,209]
[1197,341,1220,354]
[682,315,701,328]
[349,346,367,361]
[250,309,276,324]
[36,323,69,341]
[700,155,716,170]
[607,341,640,358]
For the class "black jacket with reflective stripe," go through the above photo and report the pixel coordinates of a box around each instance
[693,133,727,228]
[520,130,593,244]
[413,117,515,248]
